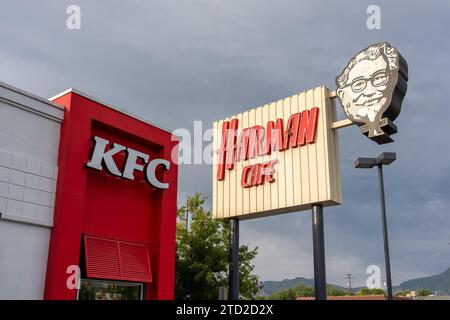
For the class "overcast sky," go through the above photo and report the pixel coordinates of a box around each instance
[1,0,449,287]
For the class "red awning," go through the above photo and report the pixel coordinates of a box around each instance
[83,235,152,283]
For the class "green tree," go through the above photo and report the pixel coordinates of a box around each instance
[357,288,385,295]
[297,285,315,297]
[267,284,347,300]
[175,193,261,299]
[396,290,410,296]
[417,289,432,297]
[327,285,347,296]
[270,288,298,300]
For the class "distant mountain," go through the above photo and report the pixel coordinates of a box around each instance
[261,277,353,296]
[261,277,314,295]
[261,267,450,296]
[398,268,450,294]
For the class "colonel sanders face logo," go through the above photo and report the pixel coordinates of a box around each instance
[336,42,408,144]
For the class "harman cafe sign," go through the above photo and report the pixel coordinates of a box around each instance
[212,42,408,220]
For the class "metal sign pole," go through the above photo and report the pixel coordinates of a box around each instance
[312,204,327,300]
[229,218,240,300]
[377,165,393,300]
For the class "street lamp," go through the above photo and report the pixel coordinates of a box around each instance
[355,152,396,300]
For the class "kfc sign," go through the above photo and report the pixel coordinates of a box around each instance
[217,107,320,187]
[86,136,171,189]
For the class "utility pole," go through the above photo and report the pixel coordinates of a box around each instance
[185,199,189,232]
[346,274,353,295]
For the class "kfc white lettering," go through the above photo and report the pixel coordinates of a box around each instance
[86,136,170,189]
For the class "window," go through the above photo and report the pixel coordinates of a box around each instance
[77,279,143,300]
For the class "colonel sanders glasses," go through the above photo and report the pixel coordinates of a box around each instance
[344,70,390,94]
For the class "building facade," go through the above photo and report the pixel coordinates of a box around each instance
[0,83,178,300]
[0,82,64,299]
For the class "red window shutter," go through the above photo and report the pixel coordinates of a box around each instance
[84,236,121,280]
[84,235,152,283]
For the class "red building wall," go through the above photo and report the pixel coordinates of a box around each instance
[44,91,178,300]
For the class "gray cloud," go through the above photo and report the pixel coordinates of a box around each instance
[1,0,449,287]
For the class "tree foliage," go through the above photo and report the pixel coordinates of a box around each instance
[268,284,314,300]
[396,288,432,297]
[326,285,347,296]
[175,193,261,299]
[263,284,347,300]
[396,290,410,296]
[357,288,385,295]
[417,289,432,297]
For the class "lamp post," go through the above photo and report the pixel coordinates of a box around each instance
[229,218,239,300]
[355,152,396,300]
[312,204,327,300]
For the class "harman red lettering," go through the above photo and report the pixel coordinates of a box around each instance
[236,128,251,162]
[298,107,319,146]
[283,113,300,149]
[225,118,239,170]
[264,119,285,155]
[248,125,265,159]
[216,121,229,180]
[217,107,318,182]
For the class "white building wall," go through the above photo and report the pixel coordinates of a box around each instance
[0,82,64,299]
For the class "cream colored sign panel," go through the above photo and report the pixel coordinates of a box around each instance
[212,86,341,220]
